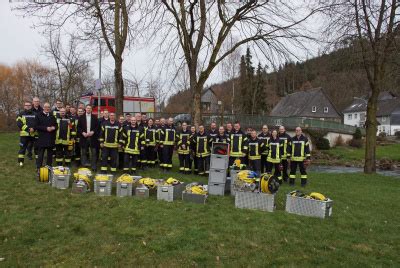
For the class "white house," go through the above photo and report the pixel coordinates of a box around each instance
[343,91,400,135]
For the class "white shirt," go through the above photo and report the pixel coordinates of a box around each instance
[86,113,91,133]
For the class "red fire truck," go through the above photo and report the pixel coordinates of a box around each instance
[79,94,156,116]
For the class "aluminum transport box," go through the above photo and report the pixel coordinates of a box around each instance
[51,167,71,189]
[235,191,275,212]
[157,183,186,202]
[285,194,333,219]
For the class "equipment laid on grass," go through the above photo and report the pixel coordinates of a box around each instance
[116,174,137,197]
[260,174,280,194]
[72,169,92,194]
[94,174,113,196]
[233,170,259,192]
[157,178,185,202]
[182,183,208,204]
[38,166,51,183]
[235,191,276,212]
[51,166,71,189]
[285,190,333,219]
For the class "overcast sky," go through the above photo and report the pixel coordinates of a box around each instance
[1,1,320,96]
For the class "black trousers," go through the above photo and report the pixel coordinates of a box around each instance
[178,153,191,172]
[162,145,174,169]
[124,153,138,172]
[266,161,281,178]
[118,151,125,170]
[248,159,261,174]
[36,146,53,169]
[55,144,72,166]
[289,161,307,180]
[80,143,97,170]
[146,146,157,166]
[139,147,146,167]
[26,136,38,159]
[101,147,118,173]
[260,155,268,173]
[192,154,197,172]
[281,159,289,180]
[197,155,210,175]
[18,136,36,163]
[157,146,163,165]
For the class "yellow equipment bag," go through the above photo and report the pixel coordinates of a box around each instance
[116,174,134,184]
[165,177,181,185]
[95,174,111,182]
[309,192,327,201]
[138,178,157,189]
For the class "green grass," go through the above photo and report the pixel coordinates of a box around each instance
[324,143,400,162]
[0,132,399,266]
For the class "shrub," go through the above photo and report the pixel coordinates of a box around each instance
[353,128,362,140]
[316,137,330,150]
[377,132,387,142]
[335,135,345,147]
[349,138,363,148]
[395,131,400,140]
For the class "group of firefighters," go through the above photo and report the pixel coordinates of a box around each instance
[17,97,311,187]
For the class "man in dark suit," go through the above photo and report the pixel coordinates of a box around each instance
[77,104,99,171]
[35,102,57,171]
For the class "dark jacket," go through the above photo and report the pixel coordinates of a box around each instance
[32,106,43,116]
[77,113,99,147]
[35,111,58,148]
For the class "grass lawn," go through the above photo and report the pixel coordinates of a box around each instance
[0,132,399,266]
[323,143,400,162]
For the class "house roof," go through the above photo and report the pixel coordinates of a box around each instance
[201,87,217,103]
[343,92,400,116]
[270,87,341,118]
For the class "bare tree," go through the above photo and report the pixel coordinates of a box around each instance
[324,0,399,173]
[147,0,320,126]
[13,0,140,114]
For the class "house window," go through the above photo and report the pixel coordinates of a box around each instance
[312,106,316,113]
[324,107,328,113]
[382,117,386,122]
[348,114,352,120]
[354,113,358,119]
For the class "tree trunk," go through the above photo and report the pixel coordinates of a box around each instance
[114,57,124,116]
[364,91,379,173]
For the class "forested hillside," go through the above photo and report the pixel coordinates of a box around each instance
[165,42,400,114]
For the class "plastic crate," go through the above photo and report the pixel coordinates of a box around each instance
[71,181,89,194]
[211,142,229,155]
[285,194,333,219]
[51,167,71,189]
[157,183,185,202]
[116,182,133,197]
[208,182,226,196]
[210,154,229,170]
[182,191,207,204]
[208,168,227,184]
[135,185,149,198]
[235,191,275,212]
[94,175,113,196]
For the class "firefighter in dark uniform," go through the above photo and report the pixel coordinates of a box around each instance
[52,99,63,119]
[159,117,176,171]
[16,101,37,167]
[123,113,132,126]
[289,127,311,187]
[135,113,146,169]
[266,129,283,183]
[208,122,218,143]
[215,126,229,143]
[191,125,212,176]
[258,125,270,173]
[55,108,76,166]
[228,122,248,167]
[121,117,144,174]
[278,125,292,182]
[35,103,57,170]
[99,112,121,174]
[144,118,157,168]
[226,122,233,136]
[189,125,197,173]
[118,115,126,169]
[157,118,166,168]
[177,122,191,174]
[247,130,265,174]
